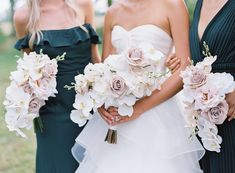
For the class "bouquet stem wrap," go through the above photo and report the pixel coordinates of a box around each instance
[105,126,117,144]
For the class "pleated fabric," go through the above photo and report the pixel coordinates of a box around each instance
[190,0,235,172]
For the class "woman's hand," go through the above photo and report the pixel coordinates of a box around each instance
[165,53,181,73]
[98,106,115,125]
[226,90,235,121]
[109,103,143,126]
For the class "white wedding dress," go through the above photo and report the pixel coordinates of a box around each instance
[72,25,205,173]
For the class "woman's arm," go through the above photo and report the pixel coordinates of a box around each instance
[98,7,120,124]
[79,0,101,63]
[102,8,116,60]
[14,6,31,53]
[113,0,191,125]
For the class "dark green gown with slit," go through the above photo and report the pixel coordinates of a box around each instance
[190,1,235,173]
[15,24,100,173]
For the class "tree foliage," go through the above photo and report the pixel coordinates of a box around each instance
[108,0,112,7]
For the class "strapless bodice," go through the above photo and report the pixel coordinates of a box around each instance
[111,24,174,56]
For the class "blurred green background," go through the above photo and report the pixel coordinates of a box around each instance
[0,0,196,172]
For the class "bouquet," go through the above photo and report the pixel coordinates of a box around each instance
[67,43,167,143]
[180,43,235,152]
[3,51,65,138]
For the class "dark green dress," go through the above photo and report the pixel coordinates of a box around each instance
[15,24,100,173]
[190,1,235,173]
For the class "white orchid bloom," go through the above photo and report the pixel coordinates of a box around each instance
[73,93,94,117]
[118,104,134,117]
[70,110,92,127]
[10,69,29,85]
[4,82,31,111]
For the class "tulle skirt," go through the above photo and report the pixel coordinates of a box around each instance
[72,96,205,173]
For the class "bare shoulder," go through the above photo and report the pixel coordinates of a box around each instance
[75,0,92,9]
[14,5,29,38]
[105,2,123,20]
[14,4,29,28]
[164,0,187,10]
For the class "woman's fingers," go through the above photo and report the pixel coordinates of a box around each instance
[228,107,235,121]
[165,53,176,66]
[172,64,181,73]
[165,53,181,72]
[98,107,114,124]
[111,116,127,126]
[107,106,119,115]
[169,59,181,72]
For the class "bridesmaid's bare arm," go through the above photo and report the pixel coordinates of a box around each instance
[78,0,101,63]
[14,5,31,53]
[102,7,117,60]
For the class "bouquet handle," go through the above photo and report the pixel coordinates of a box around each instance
[105,126,117,144]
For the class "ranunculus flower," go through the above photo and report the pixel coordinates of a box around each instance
[110,75,129,98]
[126,48,147,67]
[201,101,228,125]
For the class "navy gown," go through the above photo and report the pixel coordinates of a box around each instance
[15,24,100,173]
[190,0,235,173]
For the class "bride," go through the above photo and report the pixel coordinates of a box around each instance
[72,0,205,172]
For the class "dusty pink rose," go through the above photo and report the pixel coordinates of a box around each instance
[194,86,224,111]
[22,83,33,94]
[110,75,128,97]
[127,48,147,67]
[201,101,228,125]
[28,97,45,113]
[189,68,207,89]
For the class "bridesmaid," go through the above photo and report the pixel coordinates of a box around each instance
[14,0,100,172]
[167,0,235,172]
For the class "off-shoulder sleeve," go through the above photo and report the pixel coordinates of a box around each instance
[14,35,30,50]
[86,24,102,44]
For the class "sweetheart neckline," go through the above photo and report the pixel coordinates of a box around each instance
[112,24,172,41]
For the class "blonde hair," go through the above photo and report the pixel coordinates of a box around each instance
[27,0,84,49]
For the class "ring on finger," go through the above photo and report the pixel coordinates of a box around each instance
[114,116,121,122]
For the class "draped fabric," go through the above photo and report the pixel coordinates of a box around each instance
[190,1,235,172]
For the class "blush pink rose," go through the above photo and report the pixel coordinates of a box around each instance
[110,75,128,97]
[194,86,224,111]
[22,83,33,94]
[127,48,147,67]
[28,97,45,113]
[201,101,228,125]
[189,68,207,89]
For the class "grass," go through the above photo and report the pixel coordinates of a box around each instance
[0,38,36,173]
